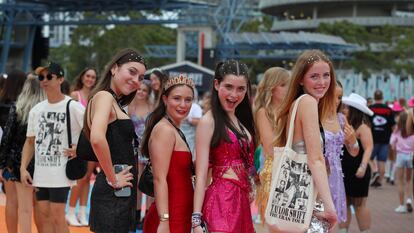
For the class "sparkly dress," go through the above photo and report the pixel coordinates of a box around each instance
[130,113,149,163]
[202,129,255,233]
[323,113,347,223]
[143,151,194,233]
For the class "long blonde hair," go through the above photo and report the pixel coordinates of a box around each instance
[253,67,290,141]
[15,76,46,124]
[274,50,337,146]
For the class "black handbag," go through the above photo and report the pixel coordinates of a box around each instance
[65,99,88,180]
[76,131,98,161]
[138,116,195,197]
[75,99,98,162]
[138,161,154,197]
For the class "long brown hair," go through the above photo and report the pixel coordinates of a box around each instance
[274,50,336,146]
[84,48,146,137]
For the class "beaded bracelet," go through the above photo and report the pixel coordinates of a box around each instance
[191,212,202,228]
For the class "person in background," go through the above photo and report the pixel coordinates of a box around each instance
[390,111,414,213]
[86,49,146,233]
[193,60,256,233]
[180,88,203,156]
[384,101,405,185]
[272,50,337,232]
[323,81,359,225]
[20,62,85,233]
[0,76,45,233]
[340,93,374,233]
[0,69,26,233]
[67,67,97,226]
[199,92,211,115]
[369,90,395,187]
[149,68,167,107]
[253,67,290,225]
[128,79,154,229]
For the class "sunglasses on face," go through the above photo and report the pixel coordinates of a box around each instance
[38,73,54,81]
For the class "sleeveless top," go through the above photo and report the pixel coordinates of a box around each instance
[323,113,347,223]
[130,113,149,161]
[209,128,255,192]
[143,151,194,233]
[75,91,87,107]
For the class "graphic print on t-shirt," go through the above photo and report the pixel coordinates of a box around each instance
[35,111,66,167]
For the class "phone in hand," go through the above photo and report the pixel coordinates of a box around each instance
[113,164,131,197]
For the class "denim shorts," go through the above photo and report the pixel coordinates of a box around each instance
[371,143,389,162]
[395,152,413,169]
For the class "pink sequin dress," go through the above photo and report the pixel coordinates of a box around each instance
[202,129,255,233]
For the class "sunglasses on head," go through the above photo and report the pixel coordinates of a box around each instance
[38,73,54,81]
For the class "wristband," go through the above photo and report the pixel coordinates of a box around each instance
[359,163,367,170]
[349,140,359,149]
[159,213,169,222]
[191,212,203,228]
[106,174,120,189]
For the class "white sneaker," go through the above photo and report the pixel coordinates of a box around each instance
[395,205,407,213]
[66,213,82,226]
[78,213,89,226]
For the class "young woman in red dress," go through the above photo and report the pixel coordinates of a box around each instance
[142,74,195,233]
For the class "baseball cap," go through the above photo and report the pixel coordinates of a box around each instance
[35,62,64,77]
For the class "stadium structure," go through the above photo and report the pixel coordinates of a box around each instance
[259,0,414,31]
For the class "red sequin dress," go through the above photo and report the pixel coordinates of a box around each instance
[143,151,194,233]
[202,129,255,233]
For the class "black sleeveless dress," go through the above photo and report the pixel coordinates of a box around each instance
[341,139,371,197]
[89,119,137,233]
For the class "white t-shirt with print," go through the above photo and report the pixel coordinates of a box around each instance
[27,96,85,187]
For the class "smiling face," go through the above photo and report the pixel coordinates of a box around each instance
[82,69,97,89]
[300,61,331,101]
[150,73,161,91]
[214,74,248,113]
[135,82,150,101]
[163,85,194,124]
[111,61,146,96]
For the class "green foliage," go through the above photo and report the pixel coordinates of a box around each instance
[317,21,414,75]
[49,22,176,83]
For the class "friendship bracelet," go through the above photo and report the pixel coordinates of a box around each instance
[191,212,203,228]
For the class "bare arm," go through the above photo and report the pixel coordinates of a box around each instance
[20,137,35,186]
[149,122,175,224]
[89,91,123,186]
[193,112,214,213]
[255,108,274,157]
[299,96,335,212]
[355,124,373,178]
[343,117,359,157]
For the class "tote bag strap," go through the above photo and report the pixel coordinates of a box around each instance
[66,99,74,148]
[286,94,307,148]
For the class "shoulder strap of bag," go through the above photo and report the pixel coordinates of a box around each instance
[286,94,307,148]
[66,99,73,148]
[165,116,192,154]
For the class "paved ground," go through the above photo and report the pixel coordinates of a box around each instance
[1,181,413,233]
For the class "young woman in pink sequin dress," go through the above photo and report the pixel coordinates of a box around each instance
[193,60,256,233]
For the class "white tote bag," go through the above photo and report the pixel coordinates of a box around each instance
[265,95,317,233]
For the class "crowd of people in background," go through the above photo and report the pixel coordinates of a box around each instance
[0,48,412,233]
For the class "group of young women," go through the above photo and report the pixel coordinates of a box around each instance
[0,47,381,233]
[79,48,381,233]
